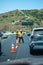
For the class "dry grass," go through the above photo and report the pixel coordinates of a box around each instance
[0,9,43,32]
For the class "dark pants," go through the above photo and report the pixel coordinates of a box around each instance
[19,37,24,43]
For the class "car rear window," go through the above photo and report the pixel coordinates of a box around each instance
[34,29,43,35]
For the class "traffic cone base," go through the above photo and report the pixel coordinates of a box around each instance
[11,43,16,53]
[11,47,16,53]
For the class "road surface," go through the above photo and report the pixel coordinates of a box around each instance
[0,33,43,64]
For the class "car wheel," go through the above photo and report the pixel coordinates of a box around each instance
[30,48,33,55]
[30,48,37,55]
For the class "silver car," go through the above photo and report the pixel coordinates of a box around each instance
[29,27,43,55]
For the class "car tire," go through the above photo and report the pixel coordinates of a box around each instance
[30,48,36,55]
[30,48,33,55]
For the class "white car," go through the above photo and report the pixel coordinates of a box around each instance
[1,35,8,39]
[29,27,43,55]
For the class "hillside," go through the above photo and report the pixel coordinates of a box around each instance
[0,9,43,32]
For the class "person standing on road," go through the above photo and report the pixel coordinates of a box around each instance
[18,30,24,43]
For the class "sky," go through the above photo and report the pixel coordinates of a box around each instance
[0,0,43,13]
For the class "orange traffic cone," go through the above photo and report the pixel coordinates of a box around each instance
[11,42,16,53]
[15,38,19,48]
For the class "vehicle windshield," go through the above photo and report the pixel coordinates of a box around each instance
[0,0,43,65]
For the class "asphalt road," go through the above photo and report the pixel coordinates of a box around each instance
[0,33,43,64]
